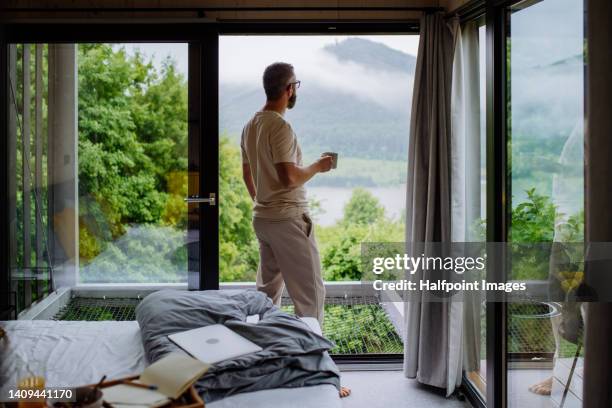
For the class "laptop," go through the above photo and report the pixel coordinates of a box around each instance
[168,324,263,364]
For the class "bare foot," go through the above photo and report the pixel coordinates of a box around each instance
[528,377,552,396]
[339,386,351,398]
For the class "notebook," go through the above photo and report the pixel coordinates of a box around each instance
[103,353,209,406]
[168,324,263,364]
[140,353,209,399]
[102,384,169,408]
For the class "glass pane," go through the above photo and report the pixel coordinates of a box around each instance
[7,43,192,308]
[507,0,585,406]
[77,43,191,284]
[465,20,488,399]
[219,35,418,355]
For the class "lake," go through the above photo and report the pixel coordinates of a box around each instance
[307,185,406,226]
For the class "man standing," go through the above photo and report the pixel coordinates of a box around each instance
[240,62,333,324]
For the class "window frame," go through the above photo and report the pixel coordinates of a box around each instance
[452,0,509,407]
[2,1,587,399]
[0,18,420,366]
[0,23,220,314]
[216,22,419,367]
[457,1,586,407]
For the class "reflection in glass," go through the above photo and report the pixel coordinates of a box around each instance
[457,20,487,399]
[507,0,585,406]
[8,43,191,300]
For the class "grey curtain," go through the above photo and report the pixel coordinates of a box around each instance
[404,12,459,395]
[583,0,612,406]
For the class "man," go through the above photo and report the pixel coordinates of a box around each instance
[240,62,332,325]
[241,62,351,399]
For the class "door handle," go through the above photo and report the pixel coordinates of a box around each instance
[184,193,216,206]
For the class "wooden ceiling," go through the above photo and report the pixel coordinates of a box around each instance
[0,0,468,22]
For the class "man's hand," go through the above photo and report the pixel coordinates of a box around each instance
[316,155,334,173]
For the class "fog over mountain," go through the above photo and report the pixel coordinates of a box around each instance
[218,33,583,192]
[220,38,416,163]
[322,37,417,73]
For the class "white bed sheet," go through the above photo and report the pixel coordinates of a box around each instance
[0,319,340,408]
[0,321,145,390]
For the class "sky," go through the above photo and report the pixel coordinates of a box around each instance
[119,35,419,112]
[510,0,584,68]
[120,34,419,82]
[117,0,583,84]
[116,0,585,134]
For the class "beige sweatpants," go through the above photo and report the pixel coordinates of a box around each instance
[252,213,325,324]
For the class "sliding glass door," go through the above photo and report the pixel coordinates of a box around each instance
[3,33,219,316]
[462,17,488,401]
[463,1,588,406]
[217,33,418,357]
[505,0,585,407]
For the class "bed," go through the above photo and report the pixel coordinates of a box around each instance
[0,317,341,408]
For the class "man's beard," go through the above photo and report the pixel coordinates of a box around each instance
[288,93,297,109]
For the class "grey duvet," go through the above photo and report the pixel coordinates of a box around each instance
[135,289,340,402]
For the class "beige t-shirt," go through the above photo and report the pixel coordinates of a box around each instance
[241,110,309,219]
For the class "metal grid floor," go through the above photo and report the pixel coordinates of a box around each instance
[53,297,141,321]
[53,295,404,355]
[53,297,579,358]
[282,296,404,355]
[508,302,583,358]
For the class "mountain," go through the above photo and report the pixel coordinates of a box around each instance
[533,54,583,73]
[220,82,410,162]
[220,38,415,168]
[323,37,417,73]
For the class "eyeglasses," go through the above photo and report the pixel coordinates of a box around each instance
[287,80,301,89]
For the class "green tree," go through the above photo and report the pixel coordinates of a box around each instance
[219,135,259,281]
[78,44,188,263]
[509,188,584,281]
[510,188,556,243]
[79,45,162,233]
[131,57,188,184]
[319,189,403,281]
[321,223,367,281]
[76,45,191,283]
[342,188,385,225]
